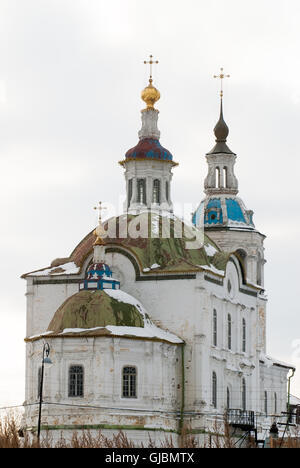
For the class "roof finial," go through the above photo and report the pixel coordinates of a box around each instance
[93,201,107,246]
[144,54,159,85]
[213,67,230,99]
[141,54,160,110]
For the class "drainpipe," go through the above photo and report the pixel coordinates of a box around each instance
[287,368,295,414]
[179,343,185,435]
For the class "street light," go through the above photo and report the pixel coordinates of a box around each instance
[37,342,52,442]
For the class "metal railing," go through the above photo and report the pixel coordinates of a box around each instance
[227,409,255,429]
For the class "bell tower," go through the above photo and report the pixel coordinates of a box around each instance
[119,56,178,214]
[193,69,266,288]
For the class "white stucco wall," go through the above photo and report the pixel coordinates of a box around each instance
[23,245,290,441]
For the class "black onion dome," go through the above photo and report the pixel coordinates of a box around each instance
[207,99,235,155]
[214,100,229,142]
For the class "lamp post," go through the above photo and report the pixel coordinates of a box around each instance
[37,342,52,442]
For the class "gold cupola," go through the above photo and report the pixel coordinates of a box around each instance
[141,78,160,110]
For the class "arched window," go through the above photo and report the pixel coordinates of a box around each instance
[242,318,246,353]
[227,387,231,410]
[137,179,146,204]
[153,179,161,204]
[69,366,84,397]
[264,391,268,415]
[165,181,169,202]
[128,179,133,208]
[122,366,137,398]
[223,167,228,188]
[236,248,247,278]
[274,392,277,414]
[213,309,217,347]
[228,314,232,350]
[242,378,246,411]
[212,372,217,408]
[216,167,221,188]
[257,252,262,286]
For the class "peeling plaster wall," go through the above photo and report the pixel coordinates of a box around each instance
[24,247,289,441]
[24,336,182,435]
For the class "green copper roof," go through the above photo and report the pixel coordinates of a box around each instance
[76,213,225,274]
[104,214,226,274]
[48,289,145,333]
[23,213,230,278]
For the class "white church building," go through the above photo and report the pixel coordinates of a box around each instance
[22,68,294,445]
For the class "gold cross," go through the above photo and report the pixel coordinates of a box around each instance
[144,54,159,82]
[94,201,107,223]
[214,67,230,98]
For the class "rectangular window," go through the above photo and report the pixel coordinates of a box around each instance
[69,366,84,397]
[122,366,137,398]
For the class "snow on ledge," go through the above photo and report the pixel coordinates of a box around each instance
[28,262,80,277]
[259,353,295,370]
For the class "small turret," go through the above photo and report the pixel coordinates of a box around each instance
[79,202,120,291]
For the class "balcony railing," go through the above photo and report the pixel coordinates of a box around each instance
[227,409,255,430]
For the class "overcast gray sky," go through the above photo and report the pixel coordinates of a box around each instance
[0,0,300,407]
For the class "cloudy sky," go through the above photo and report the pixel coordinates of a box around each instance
[0,0,300,408]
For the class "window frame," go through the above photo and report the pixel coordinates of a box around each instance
[137,179,146,205]
[242,378,246,411]
[212,371,217,409]
[228,314,232,350]
[213,309,217,347]
[68,365,84,398]
[242,318,246,353]
[122,366,137,399]
[152,179,161,204]
[264,391,268,415]
[128,178,133,208]
[226,386,231,410]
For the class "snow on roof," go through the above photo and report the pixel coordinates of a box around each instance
[28,288,183,345]
[204,243,218,257]
[29,323,183,345]
[199,264,225,277]
[290,394,300,406]
[105,289,146,311]
[260,353,295,370]
[27,262,80,277]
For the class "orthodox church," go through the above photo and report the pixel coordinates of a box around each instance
[22,64,294,445]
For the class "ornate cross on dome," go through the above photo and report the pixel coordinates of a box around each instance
[93,202,107,246]
[94,201,107,223]
[213,67,230,98]
[144,54,159,83]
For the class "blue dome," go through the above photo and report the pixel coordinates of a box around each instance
[80,262,120,292]
[87,262,112,279]
[193,197,255,230]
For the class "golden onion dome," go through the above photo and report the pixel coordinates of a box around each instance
[141,79,160,110]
